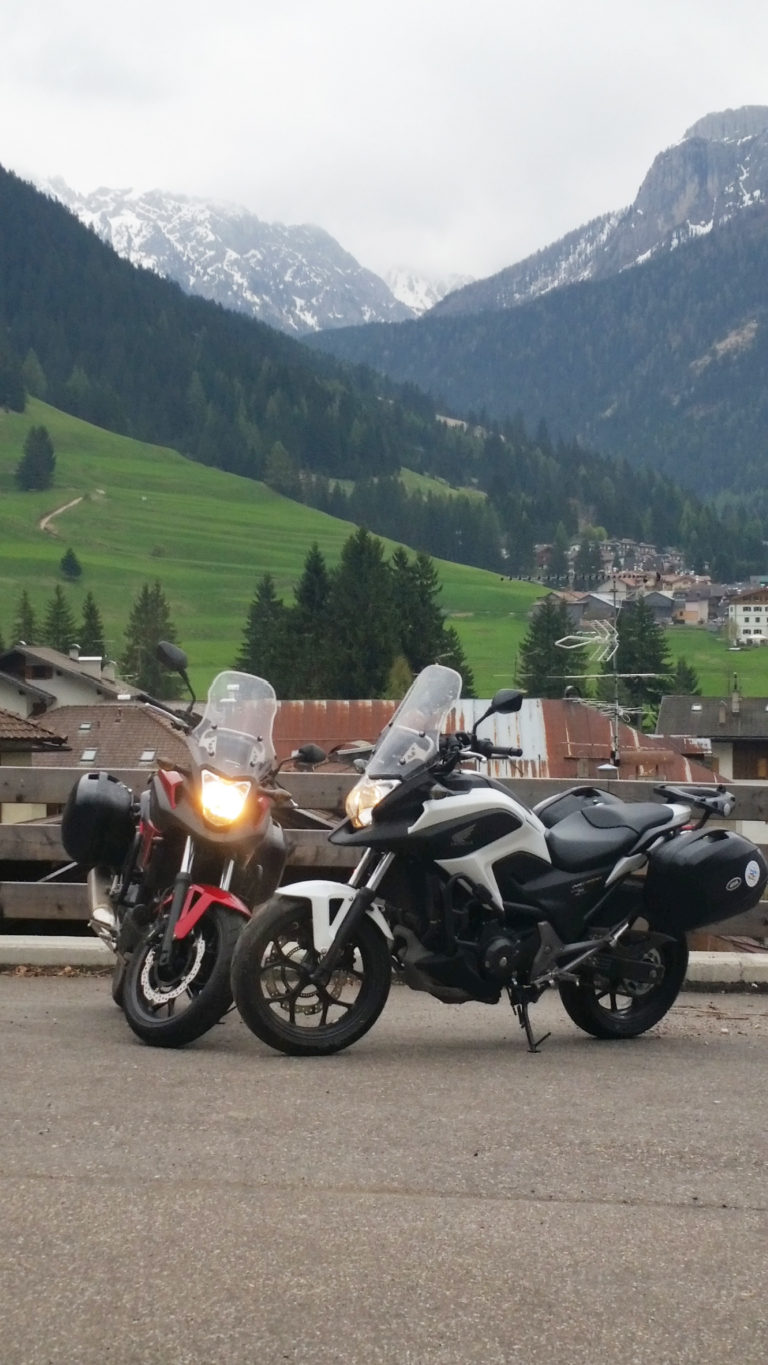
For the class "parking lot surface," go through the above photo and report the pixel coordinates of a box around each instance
[1,973,768,1365]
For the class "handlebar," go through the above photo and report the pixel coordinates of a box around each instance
[446,733,523,762]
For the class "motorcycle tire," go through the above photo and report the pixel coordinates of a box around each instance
[558,930,689,1040]
[122,905,244,1048]
[111,952,128,1008]
[231,895,392,1056]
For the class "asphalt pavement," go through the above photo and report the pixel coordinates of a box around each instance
[1,974,767,1365]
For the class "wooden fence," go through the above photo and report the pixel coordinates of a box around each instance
[1,766,767,937]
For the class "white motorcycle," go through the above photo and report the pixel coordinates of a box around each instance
[231,664,767,1055]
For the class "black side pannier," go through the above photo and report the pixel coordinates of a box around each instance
[644,827,768,933]
[61,771,135,870]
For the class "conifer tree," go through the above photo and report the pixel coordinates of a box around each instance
[289,543,332,697]
[15,425,55,490]
[604,596,673,714]
[324,527,397,699]
[13,589,38,645]
[43,585,77,653]
[22,349,47,399]
[235,573,292,694]
[60,547,82,580]
[670,655,701,696]
[516,594,587,698]
[121,581,178,696]
[80,592,106,656]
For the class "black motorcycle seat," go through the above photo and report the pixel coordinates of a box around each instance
[546,801,675,872]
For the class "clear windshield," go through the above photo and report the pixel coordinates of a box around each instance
[190,671,277,779]
[366,664,462,780]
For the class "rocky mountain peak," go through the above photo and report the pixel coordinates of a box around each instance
[684,105,768,142]
[431,106,768,319]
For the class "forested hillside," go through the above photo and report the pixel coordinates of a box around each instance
[308,208,768,504]
[0,165,763,579]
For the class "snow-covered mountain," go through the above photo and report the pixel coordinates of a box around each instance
[384,266,474,313]
[433,105,768,317]
[39,179,434,336]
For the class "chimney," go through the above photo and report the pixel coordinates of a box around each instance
[68,644,80,660]
[731,673,741,715]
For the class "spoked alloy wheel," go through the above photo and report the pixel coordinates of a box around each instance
[558,929,689,1040]
[231,896,391,1056]
[122,905,243,1047]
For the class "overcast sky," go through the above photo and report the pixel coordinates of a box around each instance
[4,0,768,281]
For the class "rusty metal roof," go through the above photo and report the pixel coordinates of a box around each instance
[273,697,715,783]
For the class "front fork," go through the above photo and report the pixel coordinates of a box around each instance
[156,838,238,970]
[308,851,394,984]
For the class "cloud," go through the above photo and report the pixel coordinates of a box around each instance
[3,0,768,278]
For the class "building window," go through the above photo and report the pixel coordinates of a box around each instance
[139,749,156,763]
[80,748,98,763]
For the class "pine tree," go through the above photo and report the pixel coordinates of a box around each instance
[60,547,82,580]
[669,655,701,696]
[289,543,332,697]
[324,527,398,699]
[600,596,673,721]
[15,425,55,490]
[0,345,25,412]
[43,585,78,653]
[80,592,106,656]
[235,573,292,693]
[13,589,38,645]
[391,548,445,673]
[516,594,587,698]
[120,581,178,696]
[22,349,47,399]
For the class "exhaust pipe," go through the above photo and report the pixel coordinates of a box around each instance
[87,866,118,950]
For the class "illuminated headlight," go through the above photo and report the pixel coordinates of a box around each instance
[200,769,251,827]
[345,777,399,829]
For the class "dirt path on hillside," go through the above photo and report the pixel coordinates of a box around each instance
[38,496,85,534]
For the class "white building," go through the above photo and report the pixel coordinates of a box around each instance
[728,587,768,644]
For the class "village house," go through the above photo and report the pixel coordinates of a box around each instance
[0,644,139,719]
[657,684,768,781]
[727,586,768,646]
[0,706,68,824]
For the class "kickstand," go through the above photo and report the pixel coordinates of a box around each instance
[514,999,551,1053]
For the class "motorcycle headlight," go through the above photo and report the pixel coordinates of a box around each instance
[345,776,399,829]
[200,769,252,828]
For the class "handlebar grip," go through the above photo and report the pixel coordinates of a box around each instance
[491,746,523,758]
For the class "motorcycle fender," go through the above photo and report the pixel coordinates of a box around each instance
[173,884,251,940]
[273,878,393,953]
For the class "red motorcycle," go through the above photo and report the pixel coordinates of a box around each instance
[62,642,288,1047]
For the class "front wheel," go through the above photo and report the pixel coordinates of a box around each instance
[231,896,392,1056]
[122,906,244,1047]
[558,930,689,1040]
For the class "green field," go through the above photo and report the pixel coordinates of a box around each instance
[0,400,763,699]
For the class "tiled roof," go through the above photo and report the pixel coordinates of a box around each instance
[30,703,191,769]
[657,694,768,741]
[0,707,67,748]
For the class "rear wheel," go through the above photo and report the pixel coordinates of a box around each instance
[231,896,392,1056]
[122,906,244,1047]
[558,930,689,1039]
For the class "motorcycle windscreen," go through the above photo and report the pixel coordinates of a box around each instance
[191,670,278,778]
[366,663,462,780]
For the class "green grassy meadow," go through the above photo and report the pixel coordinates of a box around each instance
[0,399,763,699]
